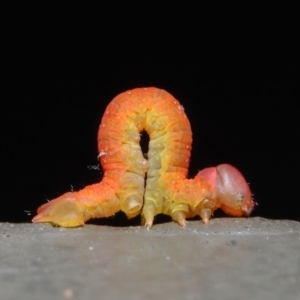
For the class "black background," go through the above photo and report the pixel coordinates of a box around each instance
[3,12,299,225]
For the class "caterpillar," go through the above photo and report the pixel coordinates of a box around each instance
[32,87,254,228]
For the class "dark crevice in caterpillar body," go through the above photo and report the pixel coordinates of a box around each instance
[140,130,150,159]
[33,87,254,228]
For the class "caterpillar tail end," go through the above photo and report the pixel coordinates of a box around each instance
[32,192,92,227]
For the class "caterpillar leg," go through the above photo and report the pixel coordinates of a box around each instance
[32,192,92,227]
[142,203,155,230]
[120,193,144,219]
[142,206,188,229]
[32,183,121,227]
[118,172,145,219]
[142,197,189,229]
[165,202,189,227]
[142,192,164,229]
[195,199,215,224]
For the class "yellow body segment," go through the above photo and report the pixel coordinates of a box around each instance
[33,87,254,228]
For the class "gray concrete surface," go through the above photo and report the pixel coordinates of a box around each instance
[0,217,299,300]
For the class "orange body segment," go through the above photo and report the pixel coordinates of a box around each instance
[33,87,254,228]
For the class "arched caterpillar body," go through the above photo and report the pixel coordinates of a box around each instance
[33,87,254,228]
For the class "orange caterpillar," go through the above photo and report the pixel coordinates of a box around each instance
[33,87,254,228]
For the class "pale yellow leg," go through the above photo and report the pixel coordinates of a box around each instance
[196,199,215,225]
[121,194,143,219]
[171,210,187,227]
[142,203,156,230]
[165,202,189,227]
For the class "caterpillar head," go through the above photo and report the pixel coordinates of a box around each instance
[215,164,255,216]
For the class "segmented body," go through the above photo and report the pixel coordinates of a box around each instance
[33,87,254,228]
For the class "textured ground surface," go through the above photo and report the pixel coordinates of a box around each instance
[0,217,299,300]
